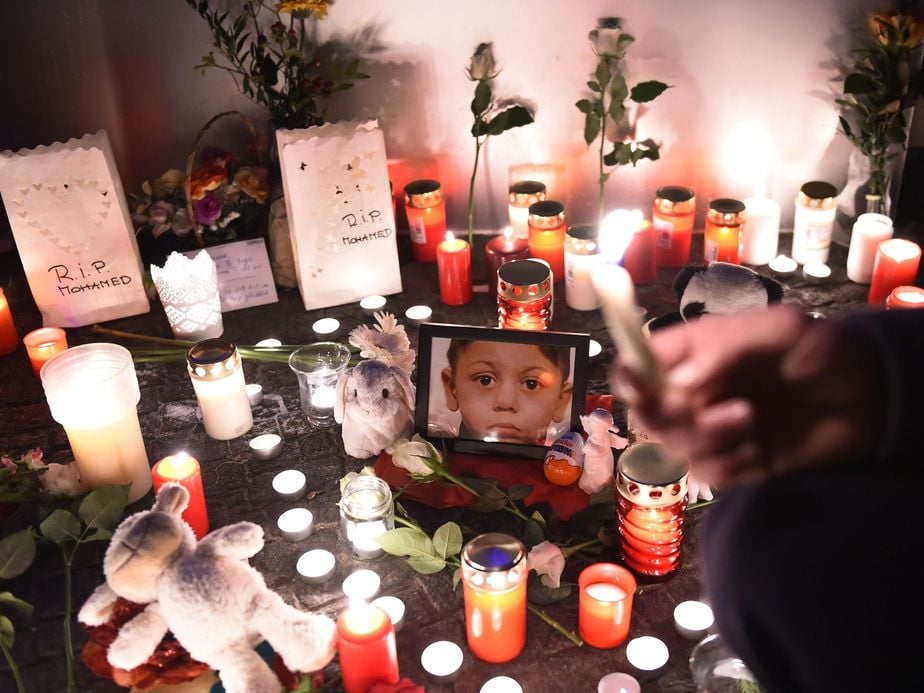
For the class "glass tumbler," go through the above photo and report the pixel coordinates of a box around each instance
[689,633,762,693]
[288,342,352,426]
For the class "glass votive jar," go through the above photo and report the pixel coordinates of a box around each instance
[578,562,637,648]
[689,633,761,693]
[23,327,68,378]
[616,443,689,577]
[792,181,838,266]
[704,199,746,264]
[564,224,601,311]
[653,186,695,268]
[288,342,352,426]
[41,343,151,502]
[485,228,530,300]
[528,200,566,281]
[497,259,553,331]
[404,179,446,263]
[461,532,528,663]
[508,180,547,238]
[187,339,253,440]
[340,474,395,560]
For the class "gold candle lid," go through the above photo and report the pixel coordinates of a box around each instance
[509,180,547,208]
[528,200,566,229]
[796,181,837,210]
[616,443,688,508]
[655,186,696,215]
[404,179,443,208]
[187,338,241,381]
[706,198,746,225]
[497,259,552,302]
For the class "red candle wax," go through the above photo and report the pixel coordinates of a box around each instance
[23,327,68,378]
[336,604,399,693]
[404,179,446,263]
[0,288,19,356]
[868,239,922,305]
[653,186,695,268]
[622,220,657,284]
[528,201,567,282]
[578,563,636,649]
[886,285,924,309]
[704,199,746,265]
[484,230,530,298]
[152,453,209,539]
[436,233,473,306]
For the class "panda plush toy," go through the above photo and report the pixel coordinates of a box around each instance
[673,262,784,321]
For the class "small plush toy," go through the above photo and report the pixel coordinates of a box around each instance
[673,262,783,321]
[578,408,628,494]
[78,483,336,693]
[335,358,416,458]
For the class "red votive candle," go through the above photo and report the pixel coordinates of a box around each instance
[485,228,530,299]
[23,327,68,378]
[0,288,19,356]
[336,603,400,693]
[436,232,473,306]
[868,239,922,305]
[152,453,209,539]
[528,200,567,282]
[653,186,695,268]
[704,199,746,264]
[578,562,637,649]
[886,285,924,309]
[404,179,446,263]
[622,219,657,284]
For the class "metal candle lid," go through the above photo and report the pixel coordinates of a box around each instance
[509,180,547,207]
[655,186,696,215]
[706,198,746,225]
[186,338,241,381]
[462,533,525,572]
[404,179,443,208]
[616,443,689,508]
[528,200,566,228]
[497,259,552,302]
[797,181,838,209]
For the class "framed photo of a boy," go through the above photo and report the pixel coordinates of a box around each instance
[415,323,590,459]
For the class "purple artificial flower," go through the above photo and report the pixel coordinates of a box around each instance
[193,195,223,226]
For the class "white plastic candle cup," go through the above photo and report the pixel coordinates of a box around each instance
[311,317,341,339]
[151,250,224,341]
[250,433,283,461]
[626,636,669,677]
[40,343,151,503]
[246,383,264,407]
[673,600,715,641]
[597,672,641,693]
[277,508,314,542]
[480,676,523,693]
[421,640,464,683]
[404,305,433,327]
[272,469,306,501]
[341,569,381,601]
[288,343,352,426]
[360,295,387,315]
[297,549,336,584]
[187,339,253,440]
[846,213,894,284]
[371,596,406,632]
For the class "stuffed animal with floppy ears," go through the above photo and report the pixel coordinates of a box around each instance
[78,483,336,693]
[673,261,783,321]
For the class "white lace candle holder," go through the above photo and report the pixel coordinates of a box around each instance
[151,251,223,341]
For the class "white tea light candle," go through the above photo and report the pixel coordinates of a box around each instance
[277,508,314,542]
[250,433,283,461]
[272,469,306,501]
[626,636,669,672]
[480,676,523,693]
[360,295,387,314]
[803,262,831,283]
[255,338,282,347]
[246,382,264,407]
[341,569,381,601]
[420,640,464,682]
[597,672,641,693]
[371,595,406,632]
[673,600,715,641]
[404,305,433,327]
[768,254,798,276]
[296,549,336,584]
[589,339,602,359]
[311,317,340,338]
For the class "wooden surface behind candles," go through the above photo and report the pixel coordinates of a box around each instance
[868,239,922,305]
[337,604,400,693]
[152,453,209,538]
[0,288,19,356]
[463,578,527,662]
[436,234,473,305]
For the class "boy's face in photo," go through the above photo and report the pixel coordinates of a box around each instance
[442,341,572,444]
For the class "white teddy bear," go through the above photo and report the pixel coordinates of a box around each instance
[78,483,336,693]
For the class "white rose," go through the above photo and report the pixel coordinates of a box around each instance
[589,18,630,58]
[527,540,566,589]
[467,42,498,81]
[41,462,83,497]
[391,434,441,478]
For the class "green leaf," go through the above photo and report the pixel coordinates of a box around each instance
[507,484,533,501]
[471,79,492,117]
[595,60,611,91]
[630,80,669,103]
[484,105,534,136]
[39,509,82,544]
[522,519,546,547]
[375,527,435,558]
[838,116,853,138]
[407,554,447,574]
[575,98,595,114]
[0,592,33,617]
[452,568,461,590]
[527,572,573,605]
[610,73,628,103]
[0,614,14,649]
[844,73,878,94]
[79,484,130,531]
[0,529,36,579]
[85,528,114,543]
[432,522,463,560]
[608,100,625,123]
[584,114,601,146]
[586,80,602,93]
[469,482,508,513]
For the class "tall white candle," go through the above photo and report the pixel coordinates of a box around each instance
[846,213,894,284]
[64,413,151,501]
[741,195,781,265]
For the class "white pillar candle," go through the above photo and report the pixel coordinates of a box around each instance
[597,672,641,693]
[187,340,253,441]
[311,317,340,339]
[371,595,406,632]
[673,600,715,641]
[360,295,387,315]
[277,508,314,542]
[565,238,601,311]
[626,636,669,672]
[151,251,223,341]
[803,262,831,282]
[404,305,433,327]
[246,382,264,407]
[768,254,798,276]
[420,640,464,682]
[846,213,894,284]
[480,676,523,693]
[272,469,306,501]
[341,569,381,601]
[741,196,781,265]
[250,433,283,460]
[297,549,336,584]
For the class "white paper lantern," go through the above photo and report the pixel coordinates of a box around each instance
[151,251,223,340]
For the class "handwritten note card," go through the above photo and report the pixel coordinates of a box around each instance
[184,238,278,312]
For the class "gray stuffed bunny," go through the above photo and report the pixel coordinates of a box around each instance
[334,358,416,458]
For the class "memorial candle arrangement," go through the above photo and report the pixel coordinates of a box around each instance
[578,562,637,648]
[186,339,253,440]
[336,602,400,693]
[868,239,923,305]
[507,180,547,238]
[846,213,894,284]
[527,200,567,281]
[151,453,209,538]
[615,443,689,577]
[461,533,528,663]
[404,179,446,263]
[703,199,746,264]
[436,232,473,306]
[652,186,695,268]
[484,227,530,299]
[151,251,224,341]
[0,287,19,356]
[340,474,394,560]
[791,181,838,265]
[497,259,553,330]
[564,224,600,311]
[41,343,152,502]
[23,327,68,377]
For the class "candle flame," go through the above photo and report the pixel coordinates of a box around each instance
[503,226,514,240]
[600,209,644,262]
[445,231,455,243]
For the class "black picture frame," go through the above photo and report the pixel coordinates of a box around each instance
[415,323,591,460]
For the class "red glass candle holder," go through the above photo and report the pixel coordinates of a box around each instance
[0,288,19,356]
[622,220,657,284]
[578,562,637,648]
[497,259,553,331]
[704,199,746,265]
[485,229,530,299]
[886,285,924,309]
[336,604,399,693]
[404,179,446,263]
[436,233,473,306]
[868,239,922,306]
[23,327,68,378]
[615,443,689,577]
[528,200,566,281]
[152,453,209,539]
[653,186,695,268]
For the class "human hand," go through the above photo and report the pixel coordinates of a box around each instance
[613,306,884,487]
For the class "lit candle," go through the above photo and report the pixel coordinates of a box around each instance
[404,179,447,263]
[803,262,831,283]
[621,217,657,285]
[250,433,283,461]
[23,327,68,378]
[588,339,603,359]
[578,563,636,649]
[310,383,336,410]
[768,254,798,276]
[311,317,340,339]
[360,295,387,315]
[340,475,394,560]
[673,600,715,641]
[342,569,382,601]
[336,603,400,693]
[485,227,530,299]
[186,339,253,440]
[497,259,553,331]
[792,181,838,265]
[0,288,20,356]
[741,191,781,266]
[277,507,314,542]
[868,239,922,305]
[420,640,464,683]
[272,469,307,501]
[564,224,601,311]
[151,453,209,539]
[592,213,662,402]
[245,382,264,407]
[404,304,433,327]
[436,232,473,306]
[480,676,523,693]
[508,180,547,238]
[255,338,282,347]
[527,201,567,281]
[296,549,336,584]
[625,636,669,673]
[652,186,695,268]
[846,213,894,284]
[703,199,746,264]
[597,672,642,693]
[371,595,406,632]
[886,285,924,309]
